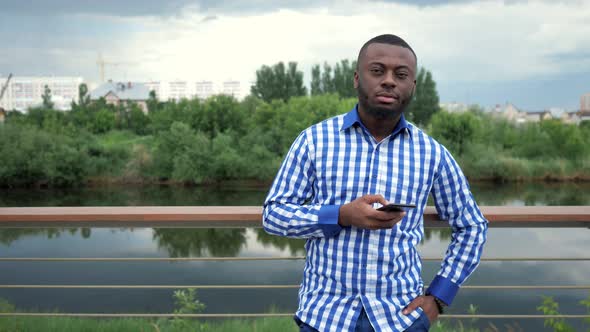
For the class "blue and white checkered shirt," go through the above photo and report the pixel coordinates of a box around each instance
[263,106,488,332]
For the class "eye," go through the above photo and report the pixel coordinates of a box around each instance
[370,68,383,75]
[396,72,408,79]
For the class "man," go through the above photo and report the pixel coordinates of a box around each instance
[263,34,488,332]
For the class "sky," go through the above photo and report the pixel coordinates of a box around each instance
[0,0,588,110]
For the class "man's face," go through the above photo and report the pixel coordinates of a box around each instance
[354,43,417,119]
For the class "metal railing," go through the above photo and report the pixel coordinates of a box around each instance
[0,206,589,321]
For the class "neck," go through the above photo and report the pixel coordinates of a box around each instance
[357,107,402,142]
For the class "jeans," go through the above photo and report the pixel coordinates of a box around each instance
[295,308,431,331]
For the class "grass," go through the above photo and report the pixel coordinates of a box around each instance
[96,130,153,149]
[0,316,299,332]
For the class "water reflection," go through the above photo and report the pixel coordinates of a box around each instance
[0,228,92,246]
[255,228,306,255]
[470,181,590,205]
[153,228,247,257]
[0,185,269,207]
[0,228,454,256]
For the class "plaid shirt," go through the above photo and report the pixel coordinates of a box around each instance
[263,106,488,332]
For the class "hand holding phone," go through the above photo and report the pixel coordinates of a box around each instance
[376,203,416,212]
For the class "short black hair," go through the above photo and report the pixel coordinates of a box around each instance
[357,34,417,68]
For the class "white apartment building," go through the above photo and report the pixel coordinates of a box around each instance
[0,76,83,111]
[195,81,215,100]
[581,93,590,112]
[222,80,241,99]
[168,80,190,100]
[141,80,250,101]
[143,81,161,99]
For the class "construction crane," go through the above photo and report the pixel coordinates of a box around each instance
[96,53,136,83]
[0,73,12,122]
[0,73,12,103]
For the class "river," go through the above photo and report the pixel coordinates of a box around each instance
[1,182,589,331]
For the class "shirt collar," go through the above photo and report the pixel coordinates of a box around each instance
[341,104,412,139]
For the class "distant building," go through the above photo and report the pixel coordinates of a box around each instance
[561,111,581,124]
[143,81,161,99]
[168,81,190,101]
[222,80,241,99]
[581,93,590,112]
[580,93,590,121]
[524,110,553,122]
[490,102,526,123]
[139,80,250,101]
[195,81,214,100]
[490,102,556,124]
[89,81,150,113]
[0,76,83,112]
[440,102,469,113]
[579,110,590,122]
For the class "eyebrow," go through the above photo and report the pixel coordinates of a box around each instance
[368,61,413,71]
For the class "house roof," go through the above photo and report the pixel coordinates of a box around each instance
[90,81,150,101]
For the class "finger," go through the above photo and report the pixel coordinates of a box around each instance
[362,194,387,205]
[373,211,405,221]
[403,297,423,315]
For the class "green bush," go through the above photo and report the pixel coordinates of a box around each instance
[0,125,89,187]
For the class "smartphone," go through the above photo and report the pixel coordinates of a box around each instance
[376,203,416,212]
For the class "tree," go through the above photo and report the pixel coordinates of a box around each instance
[250,61,307,102]
[405,68,440,126]
[311,65,322,96]
[78,83,90,107]
[429,111,480,156]
[310,60,357,98]
[42,85,54,109]
[147,90,159,113]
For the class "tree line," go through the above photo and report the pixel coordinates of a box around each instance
[250,60,440,126]
[0,60,588,187]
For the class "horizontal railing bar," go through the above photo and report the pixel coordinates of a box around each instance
[0,285,300,289]
[1,206,589,228]
[1,285,589,290]
[0,313,589,319]
[0,257,307,262]
[1,257,589,262]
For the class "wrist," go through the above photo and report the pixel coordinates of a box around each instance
[426,294,447,314]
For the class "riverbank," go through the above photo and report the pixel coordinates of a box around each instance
[0,316,483,332]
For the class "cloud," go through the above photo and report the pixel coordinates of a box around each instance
[113,1,590,83]
[0,0,324,17]
[1,0,588,108]
[0,0,195,17]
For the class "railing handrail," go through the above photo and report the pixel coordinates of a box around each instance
[0,313,588,319]
[1,206,589,228]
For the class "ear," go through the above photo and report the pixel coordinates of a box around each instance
[354,71,359,89]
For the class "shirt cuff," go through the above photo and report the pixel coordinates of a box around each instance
[426,275,460,306]
[318,205,343,237]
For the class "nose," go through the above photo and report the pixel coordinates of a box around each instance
[381,71,396,88]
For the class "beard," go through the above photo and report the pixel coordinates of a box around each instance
[356,79,413,120]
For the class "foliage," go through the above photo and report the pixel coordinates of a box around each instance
[42,84,54,109]
[405,67,440,126]
[251,62,307,102]
[0,124,89,187]
[153,228,247,257]
[429,110,480,156]
[78,83,90,107]
[169,288,207,331]
[536,296,576,332]
[1,73,589,187]
[311,59,357,98]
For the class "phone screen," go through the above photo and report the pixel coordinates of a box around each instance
[376,203,416,212]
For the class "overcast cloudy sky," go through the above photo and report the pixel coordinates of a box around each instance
[0,0,588,110]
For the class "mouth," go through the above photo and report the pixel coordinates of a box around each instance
[376,93,399,104]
